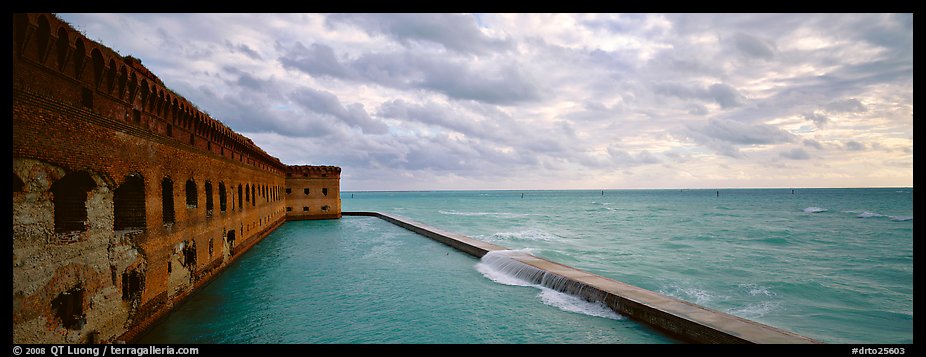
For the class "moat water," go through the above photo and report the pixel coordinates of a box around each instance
[138,188,912,344]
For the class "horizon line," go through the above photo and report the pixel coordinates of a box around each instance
[340,186,914,193]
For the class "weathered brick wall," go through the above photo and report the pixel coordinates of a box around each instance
[284,166,342,220]
[12,13,339,344]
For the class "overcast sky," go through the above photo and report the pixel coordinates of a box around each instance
[58,13,913,191]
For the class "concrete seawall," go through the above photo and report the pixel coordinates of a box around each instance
[343,211,821,344]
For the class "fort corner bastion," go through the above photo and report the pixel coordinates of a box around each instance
[12,13,341,344]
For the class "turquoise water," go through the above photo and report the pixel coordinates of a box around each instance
[139,188,912,344]
[137,217,674,343]
[340,188,912,344]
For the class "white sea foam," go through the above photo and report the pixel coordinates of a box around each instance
[438,210,533,218]
[857,211,886,218]
[485,229,563,242]
[738,283,776,297]
[659,285,718,305]
[475,249,623,320]
[728,301,781,319]
[803,207,827,213]
[538,288,623,320]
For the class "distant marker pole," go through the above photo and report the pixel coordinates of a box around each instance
[716,190,719,197]
[521,193,524,199]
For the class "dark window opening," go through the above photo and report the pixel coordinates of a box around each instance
[81,87,93,109]
[162,178,175,225]
[185,179,197,208]
[91,49,104,88]
[322,188,329,196]
[286,188,291,194]
[13,172,25,192]
[238,185,243,210]
[303,206,308,212]
[51,171,96,234]
[252,186,256,207]
[121,269,144,304]
[181,241,196,268]
[114,173,146,231]
[105,60,117,93]
[286,207,292,212]
[56,28,69,71]
[304,188,310,195]
[36,16,51,62]
[166,124,172,137]
[14,14,27,51]
[219,182,227,213]
[189,133,195,146]
[74,40,86,80]
[205,181,213,216]
[322,205,330,212]
[227,230,236,253]
[52,285,85,330]
[167,261,172,274]
[127,73,137,103]
[133,109,141,124]
[245,184,250,202]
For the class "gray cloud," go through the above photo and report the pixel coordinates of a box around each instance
[281,44,541,105]
[733,32,777,59]
[702,119,795,145]
[279,42,351,79]
[825,98,867,113]
[225,40,262,60]
[803,139,824,150]
[654,82,747,109]
[803,111,829,127]
[709,83,747,109]
[289,87,389,135]
[326,13,512,55]
[845,141,866,151]
[780,147,811,160]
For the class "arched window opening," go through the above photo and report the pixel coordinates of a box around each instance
[162,177,175,225]
[56,28,69,71]
[219,182,227,213]
[116,65,127,99]
[322,188,329,196]
[252,185,256,207]
[140,80,150,109]
[13,13,28,52]
[114,173,146,231]
[127,73,138,104]
[205,181,214,217]
[36,15,51,63]
[51,171,96,234]
[91,49,104,88]
[185,179,197,208]
[245,184,250,203]
[105,59,117,93]
[238,184,243,210]
[73,39,86,80]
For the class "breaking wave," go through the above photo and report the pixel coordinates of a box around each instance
[475,249,622,320]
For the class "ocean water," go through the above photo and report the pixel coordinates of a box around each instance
[340,188,912,344]
[139,188,912,344]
